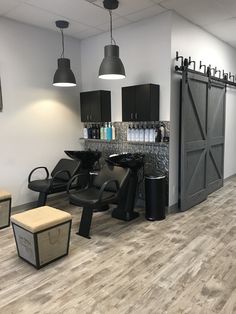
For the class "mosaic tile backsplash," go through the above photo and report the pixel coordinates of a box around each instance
[82,121,170,203]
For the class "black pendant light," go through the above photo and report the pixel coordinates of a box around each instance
[53,20,76,87]
[99,0,126,80]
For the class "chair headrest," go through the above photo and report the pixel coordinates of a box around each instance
[51,159,80,181]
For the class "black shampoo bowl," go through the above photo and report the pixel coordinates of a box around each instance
[107,153,144,171]
[64,150,101,170]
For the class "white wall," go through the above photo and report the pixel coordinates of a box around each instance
[169,13,236,206]
[80,11,172,122]
[0,18,82,206]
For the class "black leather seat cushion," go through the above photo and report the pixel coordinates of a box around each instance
[28,179,67,193]
[69,187,116,208]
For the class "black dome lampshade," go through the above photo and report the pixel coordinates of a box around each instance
[53,20,77,87]
[98,0,126,80]
[53,58,76,87]
[99,45,126,80]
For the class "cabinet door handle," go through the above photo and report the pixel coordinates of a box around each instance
[131,113,133,120]
[135,112,138,120]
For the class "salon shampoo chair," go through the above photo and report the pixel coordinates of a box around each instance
[67,164,130,239]
[28,158,80,206]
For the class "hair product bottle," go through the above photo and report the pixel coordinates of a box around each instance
[83,124,88,139]
[139,125,144,142]
[112,123,116,140]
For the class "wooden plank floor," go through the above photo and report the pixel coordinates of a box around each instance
[1,177,236,314]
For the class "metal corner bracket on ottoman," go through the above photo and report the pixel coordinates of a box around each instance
[0,190,12,229]
[11,206,72,269]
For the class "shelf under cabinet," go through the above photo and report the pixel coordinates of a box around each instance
[80,138,169,146]
[124,141,169,146]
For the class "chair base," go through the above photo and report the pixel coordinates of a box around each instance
[37,192,47,207]
[76,231,91,239]
[93,205,109,212]
[77,207,93,239]
[112,207,140,221]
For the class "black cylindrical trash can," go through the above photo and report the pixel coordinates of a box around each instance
[145,175,166,221]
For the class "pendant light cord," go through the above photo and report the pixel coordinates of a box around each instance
[60,28,65,58]
[109,10,116,45]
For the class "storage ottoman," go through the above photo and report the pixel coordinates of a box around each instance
[0,190,11,229]
[11,206,72,269]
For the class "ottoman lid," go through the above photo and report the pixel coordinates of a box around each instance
[0,190,11,201]
[11,206,72,232]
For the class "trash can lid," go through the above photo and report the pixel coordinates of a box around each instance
[145,175,166,180]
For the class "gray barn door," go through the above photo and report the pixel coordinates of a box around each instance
[207,80,225,194]
[179,72,225,211]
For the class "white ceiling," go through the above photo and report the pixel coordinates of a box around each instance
[1,0,236,48]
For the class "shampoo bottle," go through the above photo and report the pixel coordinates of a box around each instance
[83,124,88,139]
[107,122,112,141]
[159,125,165,142]
[145,125,150,142]
[104,122,107,140]
[96,124,100,139]
[131,125,136,142]
[139,125,144,142]
[100,124,104,140]
[92,124,96,139]
[150,125,155,142]
[112,123,116,140]
[127,125,131,141]
[135,125,140,142]
[88,124,92,139]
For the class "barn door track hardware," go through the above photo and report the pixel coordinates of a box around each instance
[175,51,236,88]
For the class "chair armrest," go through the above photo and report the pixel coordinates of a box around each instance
[28,167,49,183]
[98,179,120,202]
[66,173,89,193]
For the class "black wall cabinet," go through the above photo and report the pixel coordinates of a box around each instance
[80,90,111,122]
[122,84,159,122]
